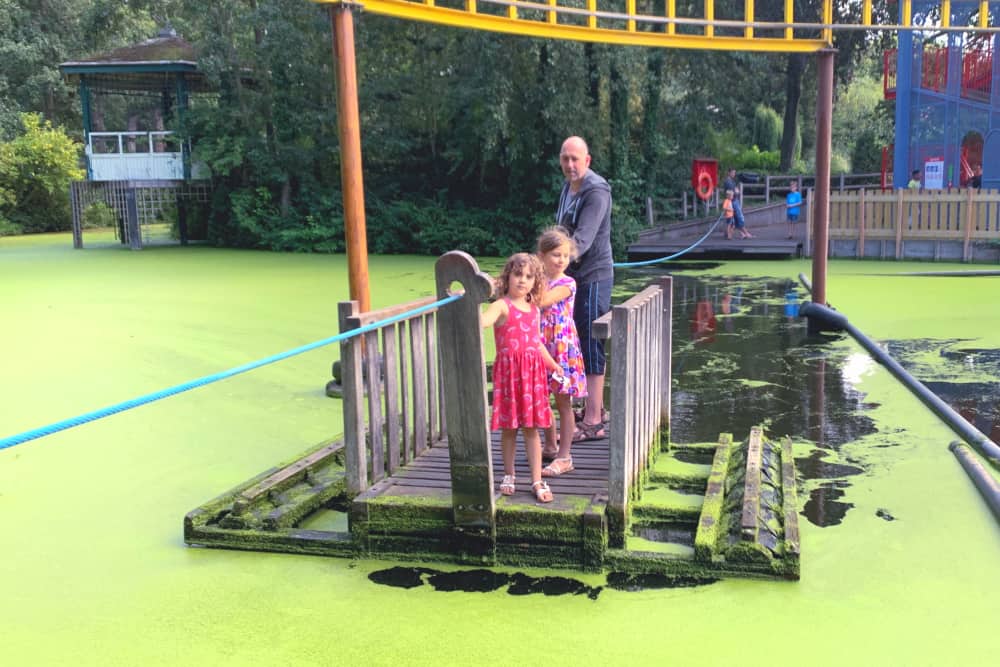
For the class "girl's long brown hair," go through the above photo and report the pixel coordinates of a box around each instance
[536,226,577,259]
[495,252,546,303]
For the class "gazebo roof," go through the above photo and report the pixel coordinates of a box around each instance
[60,29,210,95]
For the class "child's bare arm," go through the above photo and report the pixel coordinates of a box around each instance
[480,299,508,329]
[538,344,561,374]
[536,284,572,309]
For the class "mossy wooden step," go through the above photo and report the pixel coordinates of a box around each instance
[649,456,711,493]
[632,485,705,522]
[667,442,719,465]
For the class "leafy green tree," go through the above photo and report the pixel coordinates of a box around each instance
[0,113,84,234]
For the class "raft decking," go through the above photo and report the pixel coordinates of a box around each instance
[186,252,800,579]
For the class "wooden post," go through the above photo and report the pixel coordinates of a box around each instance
[434,251,496,559]
[330,6,371,313]
[125,186,142,250]
[608,304,635,548]
[895,188,905,259]
[338,301,367,495]
[963,186,974,262]
[646,196,654,226]
[805,188,813,257]
[656,276,672,442]
[858,188,866,258]
[811,49,835,306]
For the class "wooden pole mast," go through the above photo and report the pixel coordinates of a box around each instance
[330,5,371,313]
[811,49,835,308]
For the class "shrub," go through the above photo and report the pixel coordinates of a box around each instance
[0,114,83,234]
[81,202,117,229]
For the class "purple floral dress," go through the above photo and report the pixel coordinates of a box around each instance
[541,276,588,397]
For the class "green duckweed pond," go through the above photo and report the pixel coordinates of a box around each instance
[1,234,998,665]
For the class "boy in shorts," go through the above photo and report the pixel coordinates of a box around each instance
[786,181,802,239]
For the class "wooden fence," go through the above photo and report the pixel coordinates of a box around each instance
[338,297,445,495]
[593,277,673,546]
[809,188,1000,260]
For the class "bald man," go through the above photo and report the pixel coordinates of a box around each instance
[555,136,613,440]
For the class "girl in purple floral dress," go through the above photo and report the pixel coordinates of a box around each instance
[537,228,588,476]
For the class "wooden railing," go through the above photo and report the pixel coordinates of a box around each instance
[593,277,673,546]
[810,188,1000,260]
[338,297,446,494]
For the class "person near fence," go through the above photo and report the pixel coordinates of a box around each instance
[536,227,588,476]
[786,180,802,239]
[969,164,983,189]
[723,189,735,240]
[723,167,747,231]
[481,252,565,503]
[908,169,921,189]
[555,136,612,442]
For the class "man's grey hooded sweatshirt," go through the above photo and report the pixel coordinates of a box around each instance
[555,169,614,285]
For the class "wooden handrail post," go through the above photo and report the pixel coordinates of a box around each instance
[608,303,636,548]
[338,301,367,495]
[656,276,673,443]
[434,251,496,560]
[895,188,905,259]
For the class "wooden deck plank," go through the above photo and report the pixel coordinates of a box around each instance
[363,428,612,508]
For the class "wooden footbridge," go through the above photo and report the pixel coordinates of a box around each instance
[186,252,800,579]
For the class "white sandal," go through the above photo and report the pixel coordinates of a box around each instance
[499,475,516,496]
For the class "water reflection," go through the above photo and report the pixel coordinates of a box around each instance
[643,270,1000,530]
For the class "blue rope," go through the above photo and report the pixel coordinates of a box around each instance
[613,212,726,268]
[0,293,463,451]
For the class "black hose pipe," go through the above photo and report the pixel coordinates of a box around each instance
[799,301,1000,469]
[949,441,1000,523]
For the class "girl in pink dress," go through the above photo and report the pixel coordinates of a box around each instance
[481,253,564,503]
[537,228,588,476]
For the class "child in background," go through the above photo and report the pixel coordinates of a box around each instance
[481,253,564,503]
[536,228,588,477]
[723,190,735,240]
[786,180,802,239]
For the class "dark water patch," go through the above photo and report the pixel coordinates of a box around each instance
[795,450,865,480]
[368,567,602,599]
[606,572,719,591]
[368,566,431,589]
[507,573,600,598]
[667,274,880,448]
[801,481,854,527]
[426,569,509,593]
[876,508,897,522]
[632,522,696,546]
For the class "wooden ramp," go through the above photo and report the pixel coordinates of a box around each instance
[629,202,803,260]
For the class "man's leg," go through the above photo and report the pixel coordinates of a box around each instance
[574,278,612,429]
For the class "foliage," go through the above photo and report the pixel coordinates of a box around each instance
[0,113,83,233]
[752,105,783,152]
[81,201,116,229]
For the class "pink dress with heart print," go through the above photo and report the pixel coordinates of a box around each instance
[490,298,553,430]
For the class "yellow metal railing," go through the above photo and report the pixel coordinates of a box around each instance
[316,0,1000,53]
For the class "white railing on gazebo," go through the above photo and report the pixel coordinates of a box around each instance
[86,131,184,181]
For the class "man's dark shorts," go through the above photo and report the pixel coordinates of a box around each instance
[574,278,613,376]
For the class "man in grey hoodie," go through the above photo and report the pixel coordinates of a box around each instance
[555,136,612,440]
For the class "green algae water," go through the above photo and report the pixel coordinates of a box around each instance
[1,234,998,665]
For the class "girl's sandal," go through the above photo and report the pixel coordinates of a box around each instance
[531,480,554,503]
[499,475,516,496]
[542,457,574,477]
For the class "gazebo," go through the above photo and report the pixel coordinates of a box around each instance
[60,27,211,249]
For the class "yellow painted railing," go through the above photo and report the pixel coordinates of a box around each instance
[316,0,1000,53]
